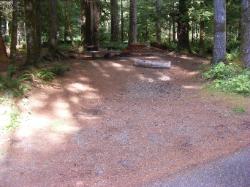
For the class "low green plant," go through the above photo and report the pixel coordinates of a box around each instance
[0,64,70,97]
[226,48,241,62]
[203,62,242,80]
[7,64,17,78]
[35,69,56,82]
[232,107,246,114]
[213,75,250,95]
[203,63,250,95]
[50,64,70,76]
[0,76,28,97]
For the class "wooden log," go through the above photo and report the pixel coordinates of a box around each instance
[133,59,171,69]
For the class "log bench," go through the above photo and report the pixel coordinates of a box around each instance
[133,58,171,69]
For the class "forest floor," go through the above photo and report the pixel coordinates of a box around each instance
[0,48,250,186]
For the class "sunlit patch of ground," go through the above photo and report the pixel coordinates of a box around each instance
[0,51,249,186]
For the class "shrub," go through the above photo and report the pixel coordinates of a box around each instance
[212,73,250,95]
[203,63,250,95]
[203,62,242,80]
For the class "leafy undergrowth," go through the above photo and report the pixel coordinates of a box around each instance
[203,63,250,96]
[0,63,70,97]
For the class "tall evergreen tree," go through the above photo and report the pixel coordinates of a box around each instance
[177,0,190,51]
[84,0,100,50]
[24,0,41,64]
[241,0,250,67]
[213,0,226,63]
[10,0,18,61]
[48,0,58,54]
[155,0,162,43]
[129,0,137,45]
[111,0,119,42]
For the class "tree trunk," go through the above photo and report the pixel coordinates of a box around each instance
[24,0,41,64]
[48,0,58,54]
[84,0,100,50]
[177,0,190,51]
[10,0,18,61]
[111,0,119,42]
[0,11,2,35]
[155,0,161,43]
[199,20,205,56]
[145,20,149,41]
[128,0,137,45]
[172,1,176,43]
[168,20,171,43]
[64,0,74,44]
[80,0,85,45]
[0,34,9,64]
[120,0,124,42]
[213,0,226,64]
[191,21,195,43]
[241,0,250,68]
[36,1,41,51]
[173,20,176,42]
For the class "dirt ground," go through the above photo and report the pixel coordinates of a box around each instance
[0,49,250,187]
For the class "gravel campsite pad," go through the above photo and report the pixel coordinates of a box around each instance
[0,51,250,186]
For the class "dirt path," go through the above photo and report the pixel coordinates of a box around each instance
[0,51,250,187]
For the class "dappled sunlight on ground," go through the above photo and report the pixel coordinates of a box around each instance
[0,50,250,186]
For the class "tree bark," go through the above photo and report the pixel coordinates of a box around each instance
[199,20,205,56]
[168,20,171,43]
[172,1,176,42]
[191,21,195,43]
[111,0,119,42]
[128,0,137,45]
[0,34,9,64]
[213,0,226,64]
[24,0,41,64]
[241,0,250,68]
[48,0,58,54]
[84,0,100,50]
[173,20,176,42]
[177,0,190,51]
[10,0,18,61]
[80,0,85,44]
[155,0,162,43]
[120,0,124,42]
